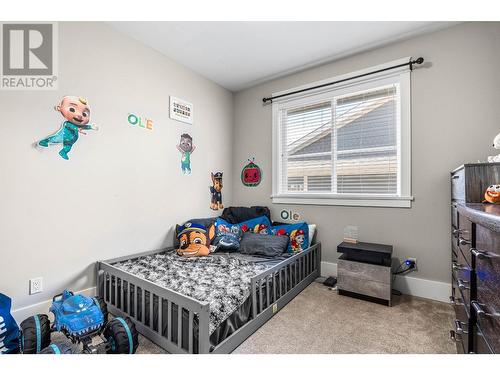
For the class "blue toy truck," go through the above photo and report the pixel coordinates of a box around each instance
[19,290,138,354]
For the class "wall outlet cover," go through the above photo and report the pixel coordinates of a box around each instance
[29,277,43,295]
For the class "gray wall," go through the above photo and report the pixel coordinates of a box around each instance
[232,22,500,284]
[0,22,234,311]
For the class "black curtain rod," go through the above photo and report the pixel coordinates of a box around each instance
[262,57,424,104]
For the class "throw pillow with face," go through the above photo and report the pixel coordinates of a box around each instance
[176,222,215,258]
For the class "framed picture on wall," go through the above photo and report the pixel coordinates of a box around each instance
[170,96,194,125]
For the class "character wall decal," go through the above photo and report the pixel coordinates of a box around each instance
[37,96,98,160]
[210,172,223,210]
[176,133,195,175]
[241,158,262,187]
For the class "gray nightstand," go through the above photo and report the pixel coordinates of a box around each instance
[336,241,393,306]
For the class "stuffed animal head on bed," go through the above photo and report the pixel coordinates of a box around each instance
[176,222,215,258]
[483,184,500,204]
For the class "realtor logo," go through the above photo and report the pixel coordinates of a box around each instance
[1,22,58,90]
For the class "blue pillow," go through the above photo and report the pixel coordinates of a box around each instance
[270,222,309,253]
[213,216,272,252]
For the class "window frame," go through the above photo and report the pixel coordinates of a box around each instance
[271,58,413,208]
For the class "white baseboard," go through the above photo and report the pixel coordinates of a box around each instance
[11,287,96,323]
[320,261,450,303]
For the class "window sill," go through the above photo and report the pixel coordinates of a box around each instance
[271,195,413,208]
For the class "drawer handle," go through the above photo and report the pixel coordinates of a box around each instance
[452,229,462,238]
[471,248,499,259]
[449,330,462,342]
[452,262,469,271]
[472,301,500,318]
[459,237,471,246]
[457,278,470,290]
[454,319,468,334]
[450,295,464,306]
[452,175,460,180]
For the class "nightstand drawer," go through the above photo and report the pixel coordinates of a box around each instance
[337,275,391,301]
[337,259,390,284]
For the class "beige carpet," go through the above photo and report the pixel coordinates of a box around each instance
[136,281,455,354]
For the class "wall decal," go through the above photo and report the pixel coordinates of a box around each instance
[170,96,193,125]
[37,96,98,160]
[127,113,153,131]
[241,158,262,187]
[279,209,301,222]
[176,133,195,175]
[210,172,223,210]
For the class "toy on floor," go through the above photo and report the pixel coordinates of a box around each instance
[487,132,500,163]
[0,293,20,354]
[176,222,215,258]
[210,172,224,210]
[36,96,98,160]
[19,290,138,354]
[483,184,500,204]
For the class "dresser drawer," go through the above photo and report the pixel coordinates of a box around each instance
[472,224,500,354]
[472,324,494,354]
[457,214,473,267]
[453,275,471,310]
[451,202,459,229]
[450,318,468,354]
[451,168,465,202]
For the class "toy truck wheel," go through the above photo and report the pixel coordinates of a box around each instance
[40,340,73,354]
[104,317,138,354]
[93,296,108,323]
[20,314,51,354]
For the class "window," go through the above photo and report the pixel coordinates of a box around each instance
[272,58,412,207]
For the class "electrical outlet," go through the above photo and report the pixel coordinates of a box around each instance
[407,258,417,270]
[29,277,43,295]
[272,303,278,314]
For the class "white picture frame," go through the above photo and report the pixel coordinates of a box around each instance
[170,96,194,125]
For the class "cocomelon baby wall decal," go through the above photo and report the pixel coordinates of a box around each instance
[210,172,223,210]
[241,158,262,187]
[37,96,98,160]
[176,133,195,175]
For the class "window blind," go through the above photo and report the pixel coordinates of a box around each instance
[280,84,400,196]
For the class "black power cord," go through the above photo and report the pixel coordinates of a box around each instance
[391,259,416,295]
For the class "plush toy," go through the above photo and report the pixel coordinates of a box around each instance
[241,158,262,187]
[176,222,215,257]
[487,132,500,163]
[37,96,98,160]
[210,172,223,210]
[483,184,500,204]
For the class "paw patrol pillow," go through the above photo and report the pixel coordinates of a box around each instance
[238,215,272,235]
[213,218,244,251]
[176,222,215,258]
[213,215,273,252]
[270,222,309,253]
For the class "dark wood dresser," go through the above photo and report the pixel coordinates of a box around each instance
[450,163,500,353]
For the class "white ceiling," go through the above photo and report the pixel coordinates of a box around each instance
[109,22,456,92]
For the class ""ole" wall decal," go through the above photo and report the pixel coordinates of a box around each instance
[127,113,153,131]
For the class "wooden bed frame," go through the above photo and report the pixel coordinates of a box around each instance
[96,242,321,354]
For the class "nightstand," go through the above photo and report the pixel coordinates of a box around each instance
[337,241,393,306]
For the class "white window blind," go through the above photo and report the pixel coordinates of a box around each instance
[272,60,411,208]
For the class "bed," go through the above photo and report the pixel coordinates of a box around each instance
[96,242,321,354]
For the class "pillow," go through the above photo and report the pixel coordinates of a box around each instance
[213,215,273,252]
[220,206,271,224]
[174,217,216,248]
[213,218,243,252]
[270,222,309,253]
[240,232,289,257]
[308,224,317,244]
